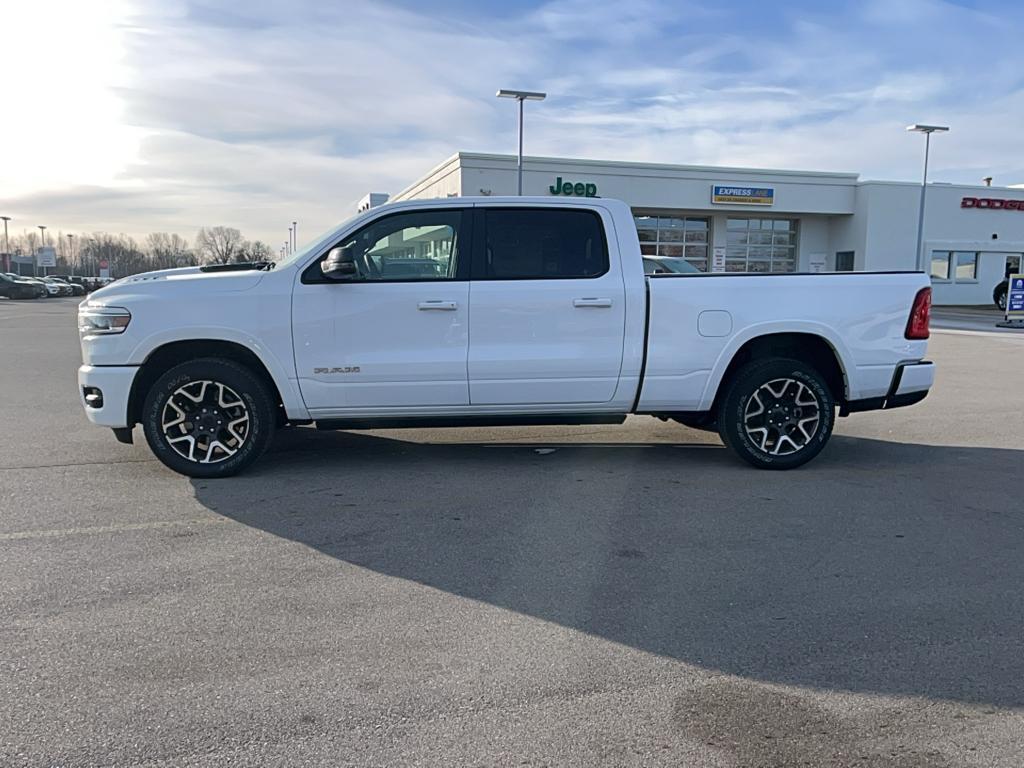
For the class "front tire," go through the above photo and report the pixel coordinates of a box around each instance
[717,358,835,470]
[141,358,275,478]
[995,285,1008,311]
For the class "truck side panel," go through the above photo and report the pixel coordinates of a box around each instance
[639,273,930,412]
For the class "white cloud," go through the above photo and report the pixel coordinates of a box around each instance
[3,0,1023,246]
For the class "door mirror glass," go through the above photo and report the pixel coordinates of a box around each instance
[320,246,358,280]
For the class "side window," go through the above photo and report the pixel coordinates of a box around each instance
[309,210,463,282]
[482,209,608,279]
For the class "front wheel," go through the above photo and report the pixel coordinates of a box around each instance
[717,358,835,470]
[141,358,276,478]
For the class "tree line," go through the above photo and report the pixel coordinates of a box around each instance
[4,227,275,277]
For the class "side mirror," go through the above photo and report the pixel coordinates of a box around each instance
[320,245,359,280]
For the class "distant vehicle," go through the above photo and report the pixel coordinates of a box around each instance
[42,277,75,297]
[994,280,1009,311]
[642,256,701,275]
[6,273,51,298]
[77,196,935,477]
[52,275,90,295]
[0,273,40,300]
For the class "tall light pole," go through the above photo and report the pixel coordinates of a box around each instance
[287,226,293,255]
[496,89,546,195]
[1,216,10,273]
[37,225,47,277]
[68,234,75,272]
[292,220,297,251]
[907,124,949,272]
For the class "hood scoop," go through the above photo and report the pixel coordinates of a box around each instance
[199,261,274,273]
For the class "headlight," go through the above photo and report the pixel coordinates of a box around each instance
[79,306,131,336]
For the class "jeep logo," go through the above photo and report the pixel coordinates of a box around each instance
[549,177,598,197]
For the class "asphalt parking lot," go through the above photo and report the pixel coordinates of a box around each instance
[2,298,1023,767]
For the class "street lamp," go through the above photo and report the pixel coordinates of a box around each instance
[496,89,546,195]
[1,216,10,273]
[68,234,75,272]
[287,226,293,255]
[907,124,949,272]
[292,220,297,251]
[37,225,47,277]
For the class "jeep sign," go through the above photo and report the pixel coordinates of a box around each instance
[549,177,598,197]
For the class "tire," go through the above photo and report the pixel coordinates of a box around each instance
[995,285,1007,311]
[717,358,835,470]
[141,358,276,478]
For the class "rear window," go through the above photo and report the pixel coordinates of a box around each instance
[482,208,608,279]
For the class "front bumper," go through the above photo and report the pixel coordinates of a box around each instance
[77,365,138,428]
[842,360,935,415]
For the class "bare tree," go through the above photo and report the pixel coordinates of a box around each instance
[237,239,274,263]
[147,233,197,270]
[195,226,243,265]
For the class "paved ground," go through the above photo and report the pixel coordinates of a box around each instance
[932,305,1019,334]
[2,297,1023,767]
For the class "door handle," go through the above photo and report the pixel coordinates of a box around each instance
[417,300,458,311]
[572,298,613,308]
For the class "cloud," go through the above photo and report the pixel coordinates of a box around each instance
[2,0,1024,245]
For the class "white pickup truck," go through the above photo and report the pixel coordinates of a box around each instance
[77,197,935,477]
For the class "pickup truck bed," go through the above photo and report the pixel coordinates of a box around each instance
[77,196,934,477]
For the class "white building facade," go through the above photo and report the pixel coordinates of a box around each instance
[387,152,1024,306]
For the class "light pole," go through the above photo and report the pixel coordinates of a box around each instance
[496,89,546,195]
[1,216,10,273]
[907,124,949,272]
[37,225,47,277]
[287,226,293,255]
[67,234,75,272]
[292,220,297,251]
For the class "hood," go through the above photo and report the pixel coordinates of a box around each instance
[89,264,268,303]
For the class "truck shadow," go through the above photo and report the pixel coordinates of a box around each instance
[191,429,1024,707]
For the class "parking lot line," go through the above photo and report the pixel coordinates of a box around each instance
[0,517,228,542]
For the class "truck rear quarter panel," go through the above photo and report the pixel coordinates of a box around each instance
[639,272,930,412]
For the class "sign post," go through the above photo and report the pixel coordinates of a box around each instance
[99,259,110,280]
[997,274,1024,329]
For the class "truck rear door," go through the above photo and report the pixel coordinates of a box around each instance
[467,206,626,405]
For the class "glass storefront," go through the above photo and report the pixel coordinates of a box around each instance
[633,214,710,271]
[726,218,798,273]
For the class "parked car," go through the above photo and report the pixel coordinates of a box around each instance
[77,196,934,478]
[51,275,89,295]
[994,280,1009,311]
[42,277,75,296]
[4,273,48,298]
[0,273,41,300]
[642,256,701,275]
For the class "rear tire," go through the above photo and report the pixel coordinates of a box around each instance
[995,285,1008,311]
[717,358,834,470]
[141,358,275,478]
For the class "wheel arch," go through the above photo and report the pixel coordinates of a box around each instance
[127,339,290,427]
[704,330,849,414]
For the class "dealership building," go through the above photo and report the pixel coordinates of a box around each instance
[380,152,1024,306]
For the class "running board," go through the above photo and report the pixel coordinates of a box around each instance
[315,413,627,431]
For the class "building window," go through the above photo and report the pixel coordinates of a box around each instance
[725,218,797,273]
[954,251,978,281]
[633,214,710,271]
[835,251,855,272]
[930,251,951,281]
[931,250,979,282]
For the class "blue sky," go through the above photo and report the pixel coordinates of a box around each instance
[3,0,1023,246]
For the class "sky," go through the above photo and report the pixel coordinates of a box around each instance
[2,0,1023,249]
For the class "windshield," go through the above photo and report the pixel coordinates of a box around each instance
[273,210,367,270]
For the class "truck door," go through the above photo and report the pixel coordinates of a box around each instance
[468,206,626,405]
[291,208,470,413]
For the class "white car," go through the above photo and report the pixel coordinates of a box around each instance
[77,197,934,477]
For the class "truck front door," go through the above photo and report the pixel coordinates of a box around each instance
[291,208,471,413]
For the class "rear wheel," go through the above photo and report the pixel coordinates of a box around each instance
[141,358,275,478]
[717,358,834,470]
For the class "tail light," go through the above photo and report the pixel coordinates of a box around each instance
[905,287,931,340]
